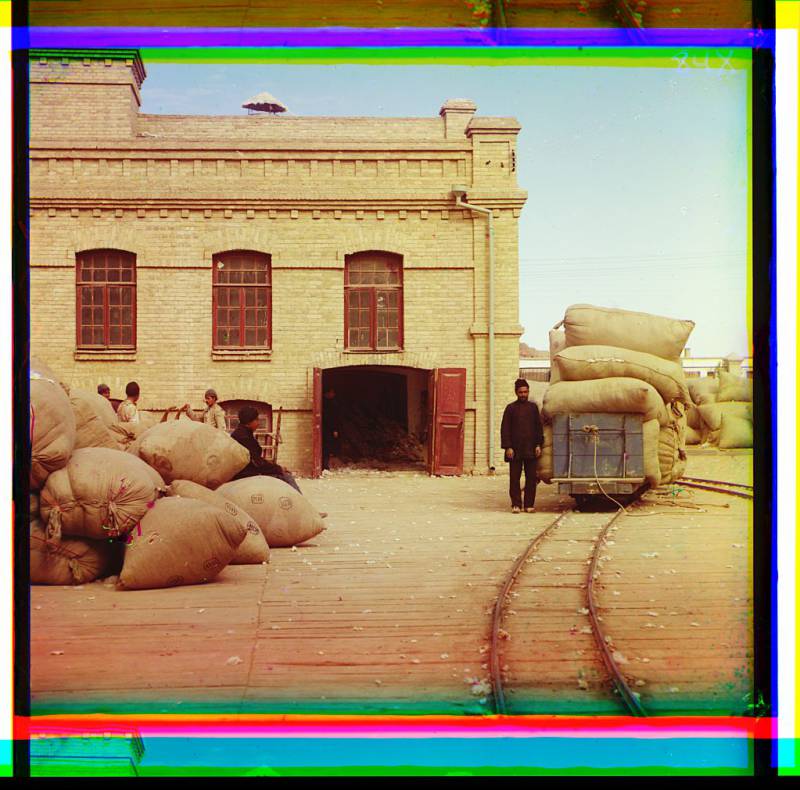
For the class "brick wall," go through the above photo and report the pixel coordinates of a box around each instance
[28,50,527,476]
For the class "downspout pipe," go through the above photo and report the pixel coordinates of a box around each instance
[452,187,496,472]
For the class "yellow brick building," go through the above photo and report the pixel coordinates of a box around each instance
[29,49,527,476]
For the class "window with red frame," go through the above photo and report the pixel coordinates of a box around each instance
[76,249,136,349]
[213,251,271,349]
[344,252,403,351]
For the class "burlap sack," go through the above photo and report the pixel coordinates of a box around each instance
[167,479,270,565]
[30,518,123,585]
[553,345,690,404]
[217,476,327,548]
[717,371,753,403]
[543,378,670,426]
[642,418,661,488]
[110,421,152,452]
[718,414,753,449]
[686,404,703,430]
[138,410,160,429]
[70,388,119,450]
[658,422,682,484]
[30,491,40,519]
[685,425,703,445]
[537,423,553,483]
[40,447,165,543]
[687,377,719,406]
[697,401,752,432]
[548,329,567,383]
[30,358,69,394]
[118,497,246,590]
[526,381,548,411]
[562,304,694,361]
[133,418,249,488]
[31,375,77,489]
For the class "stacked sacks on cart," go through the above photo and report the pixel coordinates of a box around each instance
[686,370,752,448]
[537,304,694,489]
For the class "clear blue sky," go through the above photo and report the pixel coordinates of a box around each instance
[139,61,749,357]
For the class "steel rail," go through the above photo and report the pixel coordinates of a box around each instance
[678,480,754,500]
[680,476,753,490]
[489,510,572,715]
[584,510,648,717]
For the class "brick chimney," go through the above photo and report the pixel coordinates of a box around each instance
[440,99,477,140]
[29,49,146,140]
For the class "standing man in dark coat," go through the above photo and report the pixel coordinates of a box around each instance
[501,378,544,513]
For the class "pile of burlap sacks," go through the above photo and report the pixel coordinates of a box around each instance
[29,359,326,591]
[537,304,695,490]
[685,370,753,448]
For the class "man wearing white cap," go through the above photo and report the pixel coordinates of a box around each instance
[182,389,227,430]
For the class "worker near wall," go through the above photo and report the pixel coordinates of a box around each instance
[501,378,543,514]
[230,404,303,494]
[97,383,111,400]
[117,381,141,424]
[181,388,227,430]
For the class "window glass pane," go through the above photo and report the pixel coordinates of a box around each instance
[244,289,257,307]
[108,289,120,306]
[348,329,360,346]
[109,307,120,325]
[256,289,269,307]
[244,328,256,346]
[122,288,132,306]
[358,329,370,346]
[257,328,268,345]
[121,307,132,326]
[93,307,104,324]
[387,328,399,347]
[93,328,105,345]
[228,327,240,345]
[81,327,93,345]
[81,306,92,324]
[120,326,133,346]
[229,289,241,307]
[109,326,121,345]
[93,267,106,282]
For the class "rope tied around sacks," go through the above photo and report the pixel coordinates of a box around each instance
[581,423,630,513]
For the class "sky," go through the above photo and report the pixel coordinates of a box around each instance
[139,59,750,357]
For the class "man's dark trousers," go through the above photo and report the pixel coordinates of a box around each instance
[509,457,538,509]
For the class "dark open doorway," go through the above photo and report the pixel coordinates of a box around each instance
[321,366,429,471]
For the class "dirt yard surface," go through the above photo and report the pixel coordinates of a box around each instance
[30,449,753,716]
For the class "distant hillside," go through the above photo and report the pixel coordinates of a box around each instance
[520,342,549,359]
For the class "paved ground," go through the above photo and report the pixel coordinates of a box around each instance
[30,448,753,716]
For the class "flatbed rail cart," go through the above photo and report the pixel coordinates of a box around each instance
[551,412,649,509]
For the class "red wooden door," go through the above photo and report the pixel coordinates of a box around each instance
[311,367,322,478]
[429,368,466,476]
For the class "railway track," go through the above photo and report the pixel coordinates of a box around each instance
[488,477,753,717]
[677,477,753,500]
[489,505,646,716]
